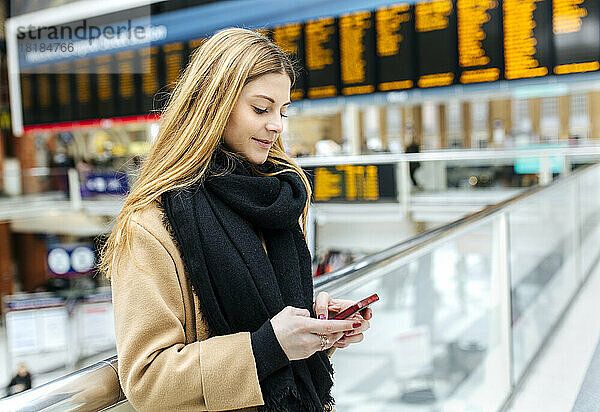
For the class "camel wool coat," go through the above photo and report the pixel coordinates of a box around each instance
[111,203,335,412]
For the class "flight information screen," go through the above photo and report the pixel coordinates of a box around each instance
[140,46,161,114]
[304,164,397,202]
[305,16,340,99]
[553,0,600,74]
[339,10,377,95]
[415,0,458,88]
[54,61,75,123]
[376,3,415,91]
[457,0,503,83]
[95,54,117,118]
[116,50,139,117]
[503,0,553,80]
[272,22,306,100]
[74,58,95,120]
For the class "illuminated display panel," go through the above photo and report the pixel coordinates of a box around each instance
[35,65,54,124]
[272,22,306,100]
[305,16,341,99]
[376,3,415,91]
[304,164,397,202]
[74,58,95,120]
[94,54,118,118]
[553,0,600,74]
[415,0,458,88]
[54,61,75,123]
[503,0,553,80]
[140,46,161,114]
[457,0,503,84]
[20,73,35,125]
[339,10,376,95]
[163,42,185,90]
[116,50,140,117]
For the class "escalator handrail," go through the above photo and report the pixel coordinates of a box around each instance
[0,355,123,411]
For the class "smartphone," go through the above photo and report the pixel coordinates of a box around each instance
[331,293,379,320]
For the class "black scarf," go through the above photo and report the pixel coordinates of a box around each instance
[161,152,334,412]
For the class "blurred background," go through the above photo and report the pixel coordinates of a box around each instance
[1,0,600,411]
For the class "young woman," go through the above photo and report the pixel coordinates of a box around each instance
[101,28,372,412]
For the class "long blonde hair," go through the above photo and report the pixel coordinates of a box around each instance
[99,28,312,279]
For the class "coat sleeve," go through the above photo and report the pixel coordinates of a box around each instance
[111,221,264,412]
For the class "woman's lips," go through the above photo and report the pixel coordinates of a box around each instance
[252,137,273,148]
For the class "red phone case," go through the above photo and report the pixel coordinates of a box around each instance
[332,293,379,320]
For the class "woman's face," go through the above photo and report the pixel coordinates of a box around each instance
[222,72,291,164]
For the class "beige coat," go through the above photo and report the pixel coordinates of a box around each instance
[111,203,334,412]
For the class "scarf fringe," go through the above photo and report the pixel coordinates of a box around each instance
[258,385,335,412]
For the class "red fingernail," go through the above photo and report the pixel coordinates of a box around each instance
[353,322,361,328]
[319,314,326,320]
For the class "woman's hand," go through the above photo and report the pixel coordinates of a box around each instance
[270,306,359,361]
[313,291,372,349]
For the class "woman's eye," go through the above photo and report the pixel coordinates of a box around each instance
[253,106,288,118]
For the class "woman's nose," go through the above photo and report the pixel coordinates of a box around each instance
[267,115,283,134]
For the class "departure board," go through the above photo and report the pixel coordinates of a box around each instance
[376,4,415,91]
[36,66,54,124]
[304,164,397,202]
[457,0,503,84]
[339,11,377,95]
[140,46,161,114]
[74,58,95,120]
[503,0,553,80]
[20,73,35,125]
[272,22,306,100]
[54,61,75,123]
[117,50,140,116]
[415,0,458,88]
[94,54,117,118]
[163,42,185,90]
[305,16,341,99]
[553,0,600,74]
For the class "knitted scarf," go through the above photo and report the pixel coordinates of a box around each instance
[161,152,334,412]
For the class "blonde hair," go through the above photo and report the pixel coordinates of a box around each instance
[99,28,312,279]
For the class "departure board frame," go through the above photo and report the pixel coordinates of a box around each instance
[503,0,554,80]
[74,58,96,121]
[304,164,397,203]
[305,16,341,99]
[339,10,377,96]
[272,22,307,100]
[415,0,459,88]
[457,0,504,84]
[116,50,141,117]
[376,3,416,91]
[11,0,600,133]
[553,0,600,75]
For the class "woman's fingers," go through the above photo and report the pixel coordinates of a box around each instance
[333,333,364,348]
[360,307,373,320]
[314,291,331,320]
[344,319,370,336]
[305,317,358,334]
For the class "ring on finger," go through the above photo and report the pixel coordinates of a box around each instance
[319,334,329,351]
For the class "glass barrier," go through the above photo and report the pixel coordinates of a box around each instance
[318,215,512,411]
[2,161,600,411]
[314,162,600,411]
